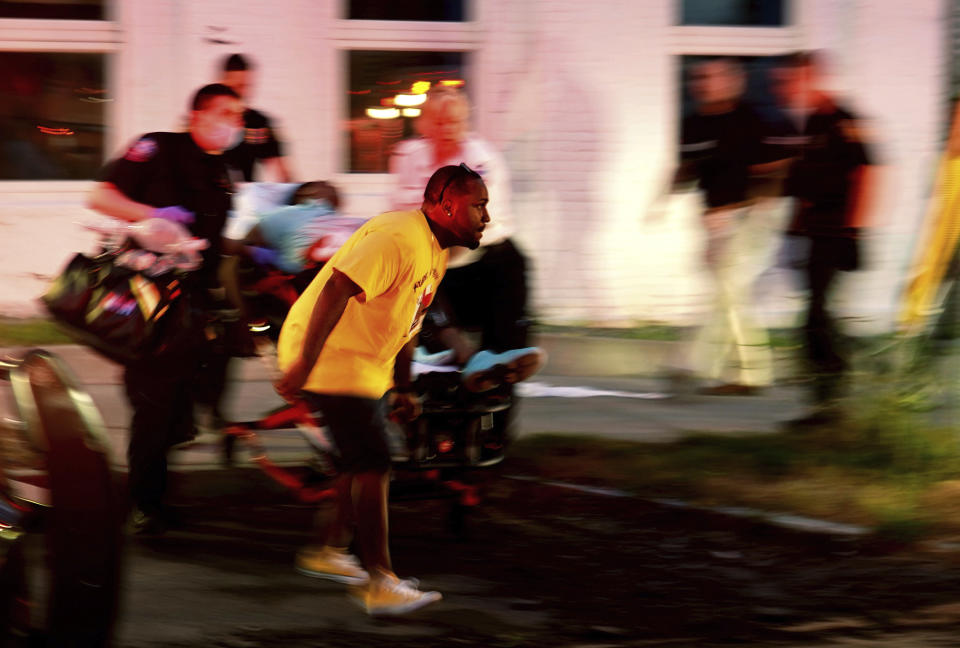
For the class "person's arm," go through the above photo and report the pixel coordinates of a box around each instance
[390,336,423,423]
[87,182,154,222]
[274,269,362,401]
[262,156,292,183]
[846,165,876,229]
[840,112,878,230]
[749,158,792,177]
[240,224,268,248]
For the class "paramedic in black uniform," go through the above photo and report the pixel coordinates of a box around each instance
[220,53,292,182]
[86,83,245,533]
[773,52,876,425]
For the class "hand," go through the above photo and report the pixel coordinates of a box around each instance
[152,205,195,225]
[247,245,279,267]
[274,357,311,403]
[389,390,422,423]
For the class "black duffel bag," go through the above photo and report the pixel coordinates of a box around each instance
[42,250,202,365]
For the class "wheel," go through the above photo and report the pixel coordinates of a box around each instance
[2,351,123,645]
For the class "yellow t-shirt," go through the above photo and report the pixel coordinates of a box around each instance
[277,210,448,399]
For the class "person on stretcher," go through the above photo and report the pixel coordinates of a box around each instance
[236,181,364,273]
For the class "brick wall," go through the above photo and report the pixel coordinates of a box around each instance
[0,0,948,334]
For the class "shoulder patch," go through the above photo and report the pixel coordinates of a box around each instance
[839,119,869,144]
[123,137,158,162]
[245,127,270,145]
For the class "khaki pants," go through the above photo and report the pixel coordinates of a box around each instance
[683,200,788,387]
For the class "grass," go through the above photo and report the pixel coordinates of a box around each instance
[4,313,956,543]
[509,365,960,544]
[0,318,73,347]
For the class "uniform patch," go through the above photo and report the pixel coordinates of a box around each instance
[245,128,269,145]
[123,137,158,162]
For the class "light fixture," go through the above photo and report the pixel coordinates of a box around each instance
[401,108,421,118]
[394,93,427,107]
[411,81,431,94]
[365,107,400,120]
[439,79,465,87]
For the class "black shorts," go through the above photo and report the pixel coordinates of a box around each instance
[301,392,391,473]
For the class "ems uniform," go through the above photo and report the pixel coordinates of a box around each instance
[277,209,447,471]
[98,131,234,517]
[783,103,873,402]
[222,108,284,182]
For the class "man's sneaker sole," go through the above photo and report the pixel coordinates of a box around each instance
[463,349,547,393]
[295,565,369,586]
[351,590,442,616]
[503,349,546,383]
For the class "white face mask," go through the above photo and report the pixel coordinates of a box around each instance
[212,123,244,151]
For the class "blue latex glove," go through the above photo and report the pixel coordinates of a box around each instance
[247,245,279,267]
[152,205,195,226]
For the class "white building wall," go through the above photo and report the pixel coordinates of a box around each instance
[0,0,949,333]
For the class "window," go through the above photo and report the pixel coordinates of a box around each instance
[334,2,477,174]
[347,50,466,173]
[0,1,117,182]
[0,51,109,180]
[680,0,787,27]
[348,0,465,22]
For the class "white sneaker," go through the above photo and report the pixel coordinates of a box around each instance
[462,347,547,392]
[350,574,442,616]
[295,546,369,585]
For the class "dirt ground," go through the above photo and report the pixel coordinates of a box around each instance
[85,467,960,647]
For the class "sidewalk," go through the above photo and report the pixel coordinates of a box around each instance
[1,335,810,475]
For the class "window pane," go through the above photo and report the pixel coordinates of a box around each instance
[0,52,109,180]
[680,0,786,26]
[347,50,466,173]
[0,0,104,20]
[348,0,465,21]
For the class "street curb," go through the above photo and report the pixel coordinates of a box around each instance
[504,475,871,539]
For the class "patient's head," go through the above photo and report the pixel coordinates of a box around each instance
[289,181,340,209]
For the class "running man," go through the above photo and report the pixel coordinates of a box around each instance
[274,163,489,615]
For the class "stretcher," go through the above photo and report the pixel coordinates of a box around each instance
[221,369,511,536]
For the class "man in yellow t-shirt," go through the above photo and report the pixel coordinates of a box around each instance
[274,163,489,616]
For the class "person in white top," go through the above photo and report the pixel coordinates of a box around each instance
[389,86,529,360]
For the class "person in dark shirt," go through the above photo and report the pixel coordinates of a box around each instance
[87,83,245,533]
[772,51,876,424]
[220,53,292,183]
[671,57,789,395]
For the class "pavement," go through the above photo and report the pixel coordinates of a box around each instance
[1,335,814,476]
[4,334,959,647]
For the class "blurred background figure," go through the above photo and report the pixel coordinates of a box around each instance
[772,51,877,426]
[389,85,530,362]
[220,53,292,183]
[669,57,790,396]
